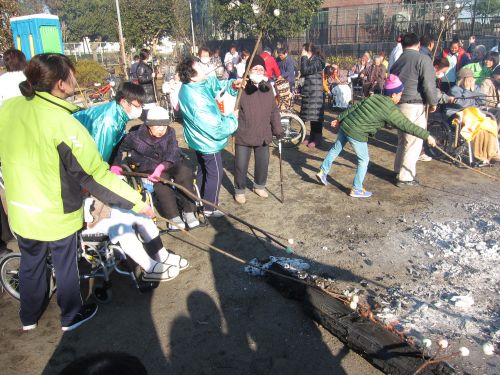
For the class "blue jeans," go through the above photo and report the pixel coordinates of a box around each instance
[320,129,369,190]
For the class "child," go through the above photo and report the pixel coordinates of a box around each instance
[316,74,437,198]
[233,55,283,204]
[112,106,199,230]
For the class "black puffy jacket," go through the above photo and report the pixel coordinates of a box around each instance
[299,55,325,122]
[136,61,156,104]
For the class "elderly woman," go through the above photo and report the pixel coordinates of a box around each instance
[361,55,387,97]
[449,68,499,164]
[0,49,26,103]
[300,42,326,148]
[233,55,283,204]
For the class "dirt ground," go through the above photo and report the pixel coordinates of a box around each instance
[0,109,499,375]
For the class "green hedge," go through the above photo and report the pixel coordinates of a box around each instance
[75,60,108,87]
[326,56,358,70]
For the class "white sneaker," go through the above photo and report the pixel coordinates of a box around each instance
[167,216,186,231]
[22,323,37,331]
[418,154,432,162]
[182,211,200,229]
[163,251,189,270]
[203,210,224,217]
[234,194,246,204]
[143,262,180,282]
[253,188,269,198]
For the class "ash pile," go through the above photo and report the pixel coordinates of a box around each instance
[374,202,499,367]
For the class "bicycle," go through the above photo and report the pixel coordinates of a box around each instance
[273,79,306,148]
[84,76,117,104]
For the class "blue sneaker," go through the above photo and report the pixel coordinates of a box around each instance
[315,170,329,186]
[350,188,372,198]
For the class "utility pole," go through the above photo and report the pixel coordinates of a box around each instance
[189,0,196,54]
[115,0,128,79]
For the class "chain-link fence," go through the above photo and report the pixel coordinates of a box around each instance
[288,0,499,57]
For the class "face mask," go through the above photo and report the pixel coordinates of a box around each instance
[249,73,267,84]
[128,105,143,120]
[436,72,445,79]
[200,57,210,64]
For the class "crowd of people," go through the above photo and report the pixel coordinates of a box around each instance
[0,31,498,336]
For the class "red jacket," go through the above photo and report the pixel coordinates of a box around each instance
[442,47,470,70]
[260,51,281,79]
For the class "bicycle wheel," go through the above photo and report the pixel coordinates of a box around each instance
[426,120,452,159]
[0,253,21,300]
[273,112,306,148]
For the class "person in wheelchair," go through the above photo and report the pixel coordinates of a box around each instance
[112,106,200,230]
[83,196,188,282]
[447,68,499,164]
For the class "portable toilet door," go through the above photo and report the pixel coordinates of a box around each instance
[10,14,64,60]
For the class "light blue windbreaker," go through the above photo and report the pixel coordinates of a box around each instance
[178,76,238,154]
[73,101,130,162]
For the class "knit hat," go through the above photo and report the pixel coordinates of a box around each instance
[383,74,404,96]
[457,67,474,79]
[145,105,170,126]
[246,54,266,71]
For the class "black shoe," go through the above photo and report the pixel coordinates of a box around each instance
[396,179,420,187]
[61,303,98,332]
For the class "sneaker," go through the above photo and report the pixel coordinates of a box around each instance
[315,170,329,186]
[418,154,432,162]
[307,141,316,149]
[22,323,37,331]
[396,179,420,187]
[167,216,186,231]
[182,212,200,229]
[61,303,98,332]
[234,193,246,204]
[350,188,372,198]
[203,210,224,218]
[163,251,189,270]
[253,188,268,198]
[143,262,180,282]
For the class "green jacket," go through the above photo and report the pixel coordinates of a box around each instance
[0,92,146,241]
[462,62,491,86]
[339,95,430,142]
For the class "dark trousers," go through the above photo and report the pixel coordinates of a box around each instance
[0,198,13,245]
[153,162,196,219]
[17,233,82,326]
[234,144,270,194]
[310,120,323,136]
[195,151,224,210]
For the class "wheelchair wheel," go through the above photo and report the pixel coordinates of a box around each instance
[93,283,112,303]
[272,112,306,148]
[426,120,452,159]
[0,253,21,300]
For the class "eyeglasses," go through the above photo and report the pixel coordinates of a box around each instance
[127,101,143,109]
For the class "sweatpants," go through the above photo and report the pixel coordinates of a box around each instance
[394,103,427,182]
[195,151,224,211]
[234,144,270,194]
[153,162,196,219]
[17,233,82,327]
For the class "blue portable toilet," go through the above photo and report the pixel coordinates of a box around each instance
[10,14,64,60]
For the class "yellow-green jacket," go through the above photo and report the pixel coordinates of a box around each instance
[0,91,146,241]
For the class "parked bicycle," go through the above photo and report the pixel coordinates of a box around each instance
[273,79,306,147]
[84,76,118,104]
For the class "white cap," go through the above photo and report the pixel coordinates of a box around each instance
[146,105,170,126]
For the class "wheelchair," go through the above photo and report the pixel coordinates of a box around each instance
[426,103,498,167]
[120,155,208,231]
[0,230,158,303]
